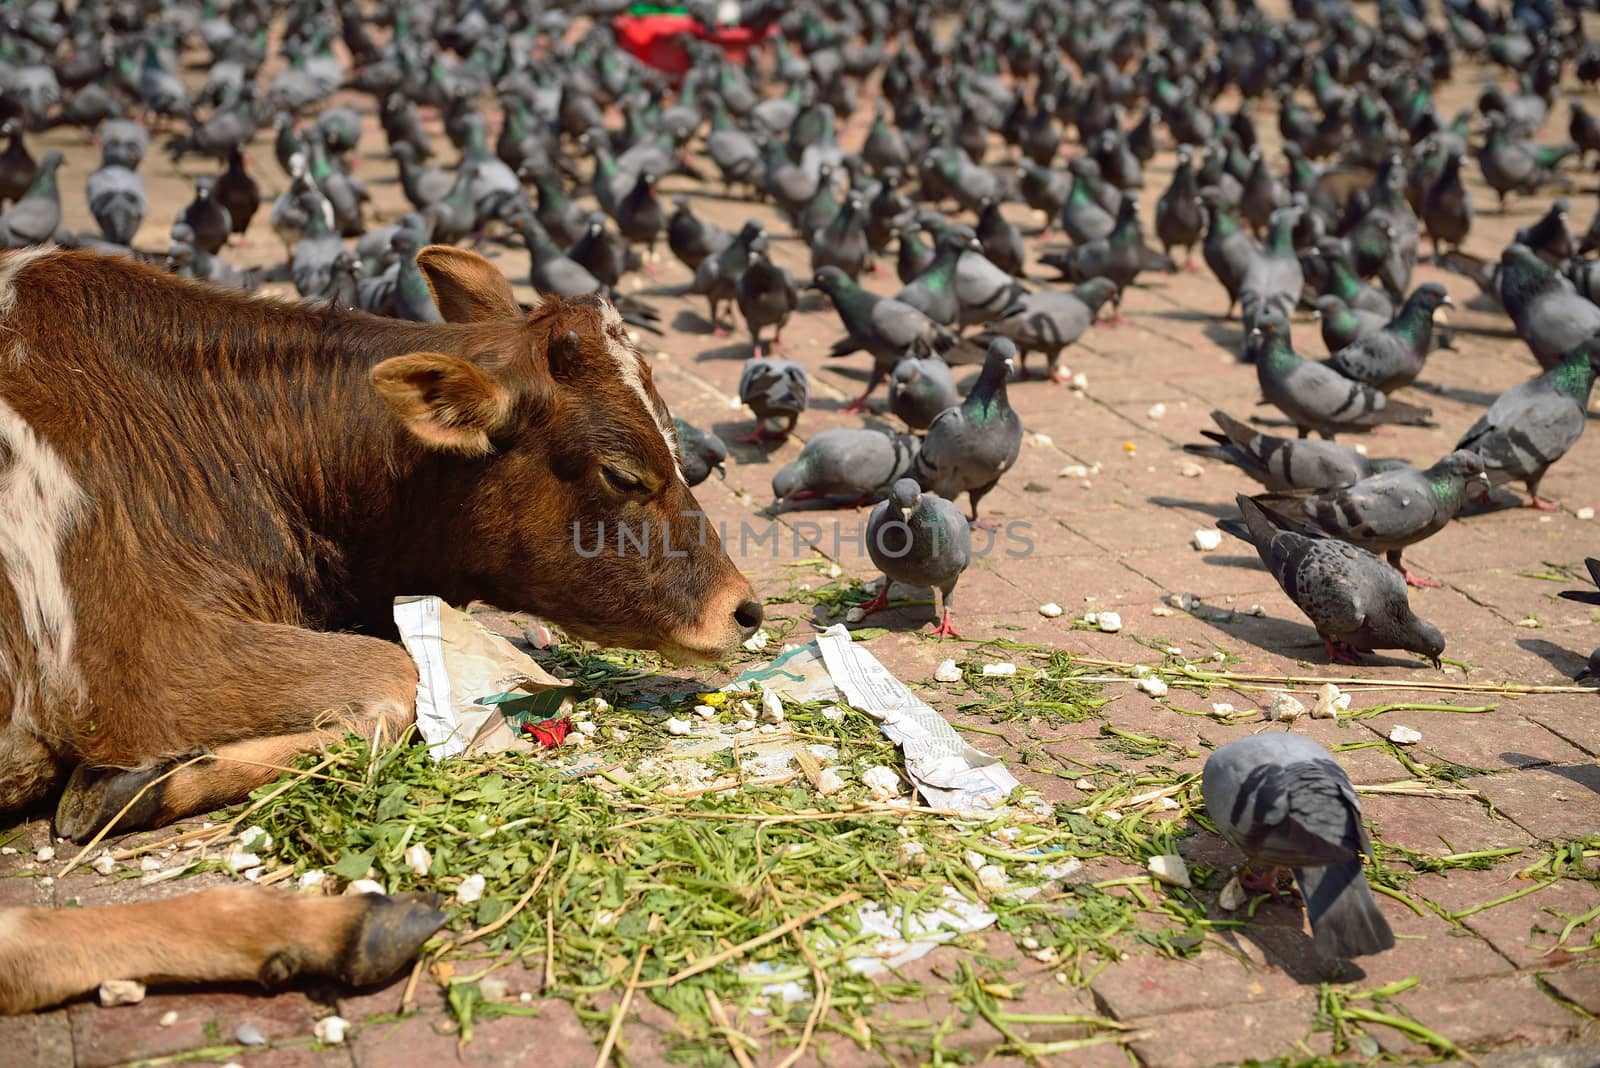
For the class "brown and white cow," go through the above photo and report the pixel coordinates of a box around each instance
[0,245,761,1012]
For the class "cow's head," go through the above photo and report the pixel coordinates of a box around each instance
[370,247,762,661]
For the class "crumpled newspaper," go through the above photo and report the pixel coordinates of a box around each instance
[393,596,571,759]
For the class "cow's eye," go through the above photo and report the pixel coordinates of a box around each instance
[601,466,648,495]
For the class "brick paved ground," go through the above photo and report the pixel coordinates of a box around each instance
[5,15,1600,1068]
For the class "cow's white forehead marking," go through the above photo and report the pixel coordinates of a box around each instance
[0,391,86,728]
[598,301,687,484]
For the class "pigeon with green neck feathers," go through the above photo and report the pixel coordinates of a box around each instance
[1312,295,1386,352]
[1239,206,1305,336]
[1421,150,1471,259]
[1058,158,1115,244]
[1313,239,1395,317]
[1456,340,1600,510]
[689,220,767,335]
[1202,188,1259,319]
[1156,146,1204,269]
[888,354,959,431]
[810,191,869,279]
[1324,283,1452,393]
[1039,193,1166,322]
[895,230,965,325]
[913,338,1023,523]
[1253,449,1487,588]
[858,479,972,639]
[1218,495,1446,667]
[1252,323,1433,439]
[895,216,935,284]
[0,149,59,247]
[1499,242,1600,370]
[813,265,956,412]
[1477,113,1576,209]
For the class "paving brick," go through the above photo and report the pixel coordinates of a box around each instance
[1378,973,1587,1055]
[1474,766,1600,842]
[1088,950,1304,1020]
[1359,794,1537,855]
[69,990,319,1068]
[1124,994,1319,1068]
[0,1010,72,1068]
[1540,963,1600,1014]
[350,998,593,1068]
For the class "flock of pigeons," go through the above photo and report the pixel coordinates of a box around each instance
[0,0,1597,964]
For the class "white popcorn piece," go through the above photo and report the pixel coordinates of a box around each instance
[608,726,630,743]
[1352,442,1369,456]
[862,765,902,801]
[742,629,771,652]
[757,723,779,734]
[35,846,54,863]
[1191,528,1223,551]
[1074,778,1095,791]
[591,697,611,714]
[964,850,987,872]
[1136,676,1169,697]
[1038,602,1064,618]
[1030,946,1060,964]
[665,716,693,736]
[1146,854,1191,888]
[982,662,1017,676]
[159,1011,179,1027]
[1178,461,1204,478]
[694,703,718,720]
[815,769,846,796]
[1151,605,1174,617]
[934,658,963,683]
[1516,616,1540,629]
[226,848,261,873]
[297,869,327,893]
[976,864,1010,892]
[235,1024,267,1046]
[1020,935,1040,950]
[237,826,272,853]
[1265,692,1306,722]
[455,873,486,905]
[478,977,508,1004]
[1578,507,1595,520]
[1032,432,1054,447]
[1311,683,1351,720]
[827,563,843,579]
[345,878,385,896]
[1059,463,1089,479]
[91,852,117,876]
[1246,604,1266,617]
[1388,725,1423,746]
[1211,702,1235,715]
[97,979,145,1007]
[1070,372,1089,391]
[821,704,845,723]
[1218,875,1247,911]
[140,857,162,873]
[575,720,597,736]
[760,688,785,724]
[1096,611,1123,633]
[1164,646,1182,656]
[1146,402,1167,420]
[0,846,13,855]
[313,1016,351,1045]
[844,606,866,623]
[734,719,757,732]
[404,844,432,877]
[1166,591,1200,611]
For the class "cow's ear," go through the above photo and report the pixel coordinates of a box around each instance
[415,246,522,322]
[371,352,511,455]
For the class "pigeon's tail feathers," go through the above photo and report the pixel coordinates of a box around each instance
[1216,513,1252,543]
[1586,557,1600,589]
[828,338,865,359]
[1369,397,1434,427]
[1296,862,1395,959]
[1210,409,1258,445]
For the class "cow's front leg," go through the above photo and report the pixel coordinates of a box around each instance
[56,624,419,841]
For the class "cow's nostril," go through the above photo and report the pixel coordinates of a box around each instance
[734,599,764,633]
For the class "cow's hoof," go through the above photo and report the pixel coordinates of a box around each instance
[338,892,449,987]
[54,758,182,841]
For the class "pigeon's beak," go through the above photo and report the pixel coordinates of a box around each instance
[714,462,728,480]
[1004,357,1016,376]
[1576,665,1597,683]
[1310,308,1322,321]
[1431,655,1443,670]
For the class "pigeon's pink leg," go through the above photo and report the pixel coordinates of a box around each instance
[1238,866,1286,895]
[929,608,960,639]
[857,584,892,616]
[1323,637,1361,665]
[1527,495,1561,512]
[1402,569,1442,589]
[736,425,785,445]
[844,393,873,415]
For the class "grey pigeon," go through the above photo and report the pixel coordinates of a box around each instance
[1219,494,1446,667]
[1239,207,1304,335]
[770,427,921,506]
[0,149,60,247]
[673,417,729,487]
[1312,296,1387,353]
[955,235,1031,328]
[810,191,870,279]
[895,230,966,326]
[735,246,799,358]
[975,278,1118,382]
[1323,284,1452,393]
[888,354,960,431]
[1499,243,1600,371]
[1202,191,1260,319]
[667,197,731,273]
[180,175,232,256]
[86,165,146,246]
[857,479,972,639]
[1257,450,1487,587]
[289,188,344,300]
[1456,340,1600,510]
[1252,324,1433,439]
[1202,733,1397,960]
[690,220,766,334]
[738,357,809,443]
[813,265,957,411]
[1183,410,1410,493]
[913,338,1024,522]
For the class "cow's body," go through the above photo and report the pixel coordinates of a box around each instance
[0,245,760,1012]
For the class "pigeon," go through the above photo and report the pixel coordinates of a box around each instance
[1202,190,1260,319]
[1156,146,1205,269]
[1323,283,1452,393]
[895,230,966,326]
[1058,158,1116,244]
[1019,160,1070,236]
[812,265,957,412]
[1183,411,1411,493]
[1312,296,1387,353]
[85,165,146,247]
[566,215,629,291]
[888,354,960,431]
[737,356,809,443]
[667,197,731,273]
[857,479,972,639]
[215,146,260,238]
[1456,340,1600,510]
[1514,198,1575,265]
[974,278,1119,382]
[1477,113,1575,209]
[1256,450,1487,587]
[689,220,766,335]
[180,175,232,256]
[1556,559,1600,681]
[913,338,1024,522]
[0,120,36,205]
[1253,324,1433,439]
[1219,494,1446,667]
[955,235,1031,328]
[1499,243,1600,371]
[1314,239,1396,318]
[1421,150,1472,258]
[1040,194,1166,322]
[735,246,799,358]
[386,231,444,324]
[976,197,1025,278]
[673,418,729,487]
[0,149,60,247]
[770,427,921,507]
[1202,733,1397,960]
[614,171,666,267]
[289,188,344,300]
[1239,207,1304,336]
[809,191,870,279]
